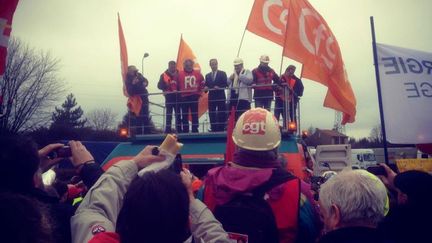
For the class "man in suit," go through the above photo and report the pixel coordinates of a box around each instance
[205,59,228,132]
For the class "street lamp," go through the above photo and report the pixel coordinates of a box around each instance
[141,52,149,74]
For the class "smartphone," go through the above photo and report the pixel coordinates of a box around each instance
[48,146,72,159]
[169,154,183,174]
[367,166,387,176]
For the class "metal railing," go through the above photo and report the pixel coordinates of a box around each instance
[127,84,301,136]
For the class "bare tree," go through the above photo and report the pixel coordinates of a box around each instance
[87,108,118,131]
[0,38,64,133]
[369,124,383,144]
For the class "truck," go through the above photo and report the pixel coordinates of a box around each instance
[351,149,377,169]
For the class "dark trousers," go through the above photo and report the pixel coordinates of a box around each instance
[180,95,199,133]
[132,96,151,135]
[237,100,251,120]
[274,97,287,127]
[165,96,181,133]
[289,100,298,122]
[208,99,226,132]
[231,99,251,121]
[254,98,272,111]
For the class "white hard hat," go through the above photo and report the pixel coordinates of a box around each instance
[233,58,244,66]
[259,55,270,63]
[232,108,281,151]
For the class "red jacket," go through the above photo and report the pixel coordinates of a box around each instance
[177,70,205,97]
[252,67,278,91]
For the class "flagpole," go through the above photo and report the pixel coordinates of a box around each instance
[237,0,258,57]
[236,28,247,57]
[370,16,389,165]
[176,34,183,66]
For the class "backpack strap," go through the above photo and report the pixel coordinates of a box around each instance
[251,168,296,198]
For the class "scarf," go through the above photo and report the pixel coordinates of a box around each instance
[232,69,243,94]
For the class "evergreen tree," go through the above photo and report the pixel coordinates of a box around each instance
[51,93,86,129]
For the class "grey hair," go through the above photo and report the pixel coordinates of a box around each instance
[319,170,388,226]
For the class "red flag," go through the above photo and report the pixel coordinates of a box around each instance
[0,0,20,77]
[246,0,356,124]
[176,35,208,119]
[118,13,141,116]
[225,107,236,163]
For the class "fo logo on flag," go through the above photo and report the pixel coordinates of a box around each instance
[242,109,267,135]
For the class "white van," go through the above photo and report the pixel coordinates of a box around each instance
[351,149,377,169]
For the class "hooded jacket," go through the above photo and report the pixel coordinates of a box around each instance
[200,165,320,243]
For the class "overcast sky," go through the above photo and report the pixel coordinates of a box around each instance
[10,0,432,138]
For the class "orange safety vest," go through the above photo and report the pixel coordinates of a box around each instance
[276,75,296,101]
[253,68,275,90]
[162,73,177,93]
[203,178,300,243]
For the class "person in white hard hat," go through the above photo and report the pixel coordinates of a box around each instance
[227,58,253,120]
[252,55,280,111]
[199,108,320,243]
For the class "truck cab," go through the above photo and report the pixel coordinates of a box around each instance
[351,149,377,169]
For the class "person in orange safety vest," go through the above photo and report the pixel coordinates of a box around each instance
[274,65,304,124]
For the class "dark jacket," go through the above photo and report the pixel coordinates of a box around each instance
[378,204,432,243]
[125,72,148,97]
[278,74,304,102]
[205,70,228,101]
[319,227,386,243]
[26,163,103,243]
[27,188,75,243]
[80,162,104,189]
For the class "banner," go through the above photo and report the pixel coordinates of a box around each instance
[0,0,20,77]
[246,0,356,124]
[176,36,208,119]
[117,13,141,116]
[377,43,432,144]
[396,159,432,173]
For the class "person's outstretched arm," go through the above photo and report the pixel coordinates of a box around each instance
[71,146,164,243]
[181,170,230,243]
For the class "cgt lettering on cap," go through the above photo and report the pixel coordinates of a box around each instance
[242,110,267,135]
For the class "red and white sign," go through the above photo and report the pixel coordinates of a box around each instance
[242,109,267,135]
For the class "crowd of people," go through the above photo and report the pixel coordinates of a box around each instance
[1,108,431,243]
[128,55,304,134]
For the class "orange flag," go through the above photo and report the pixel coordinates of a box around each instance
[176,36,208,119]
[246,0,289,47]
[118,13,142,116]
[246,0,356,124]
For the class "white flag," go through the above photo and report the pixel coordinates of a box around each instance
[377,43,432,144]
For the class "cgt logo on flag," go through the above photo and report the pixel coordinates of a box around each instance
[242,109,267,135]
[249,0,337,71]
[246,0,356,124]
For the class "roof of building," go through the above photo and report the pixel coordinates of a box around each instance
[316,128,348,138]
